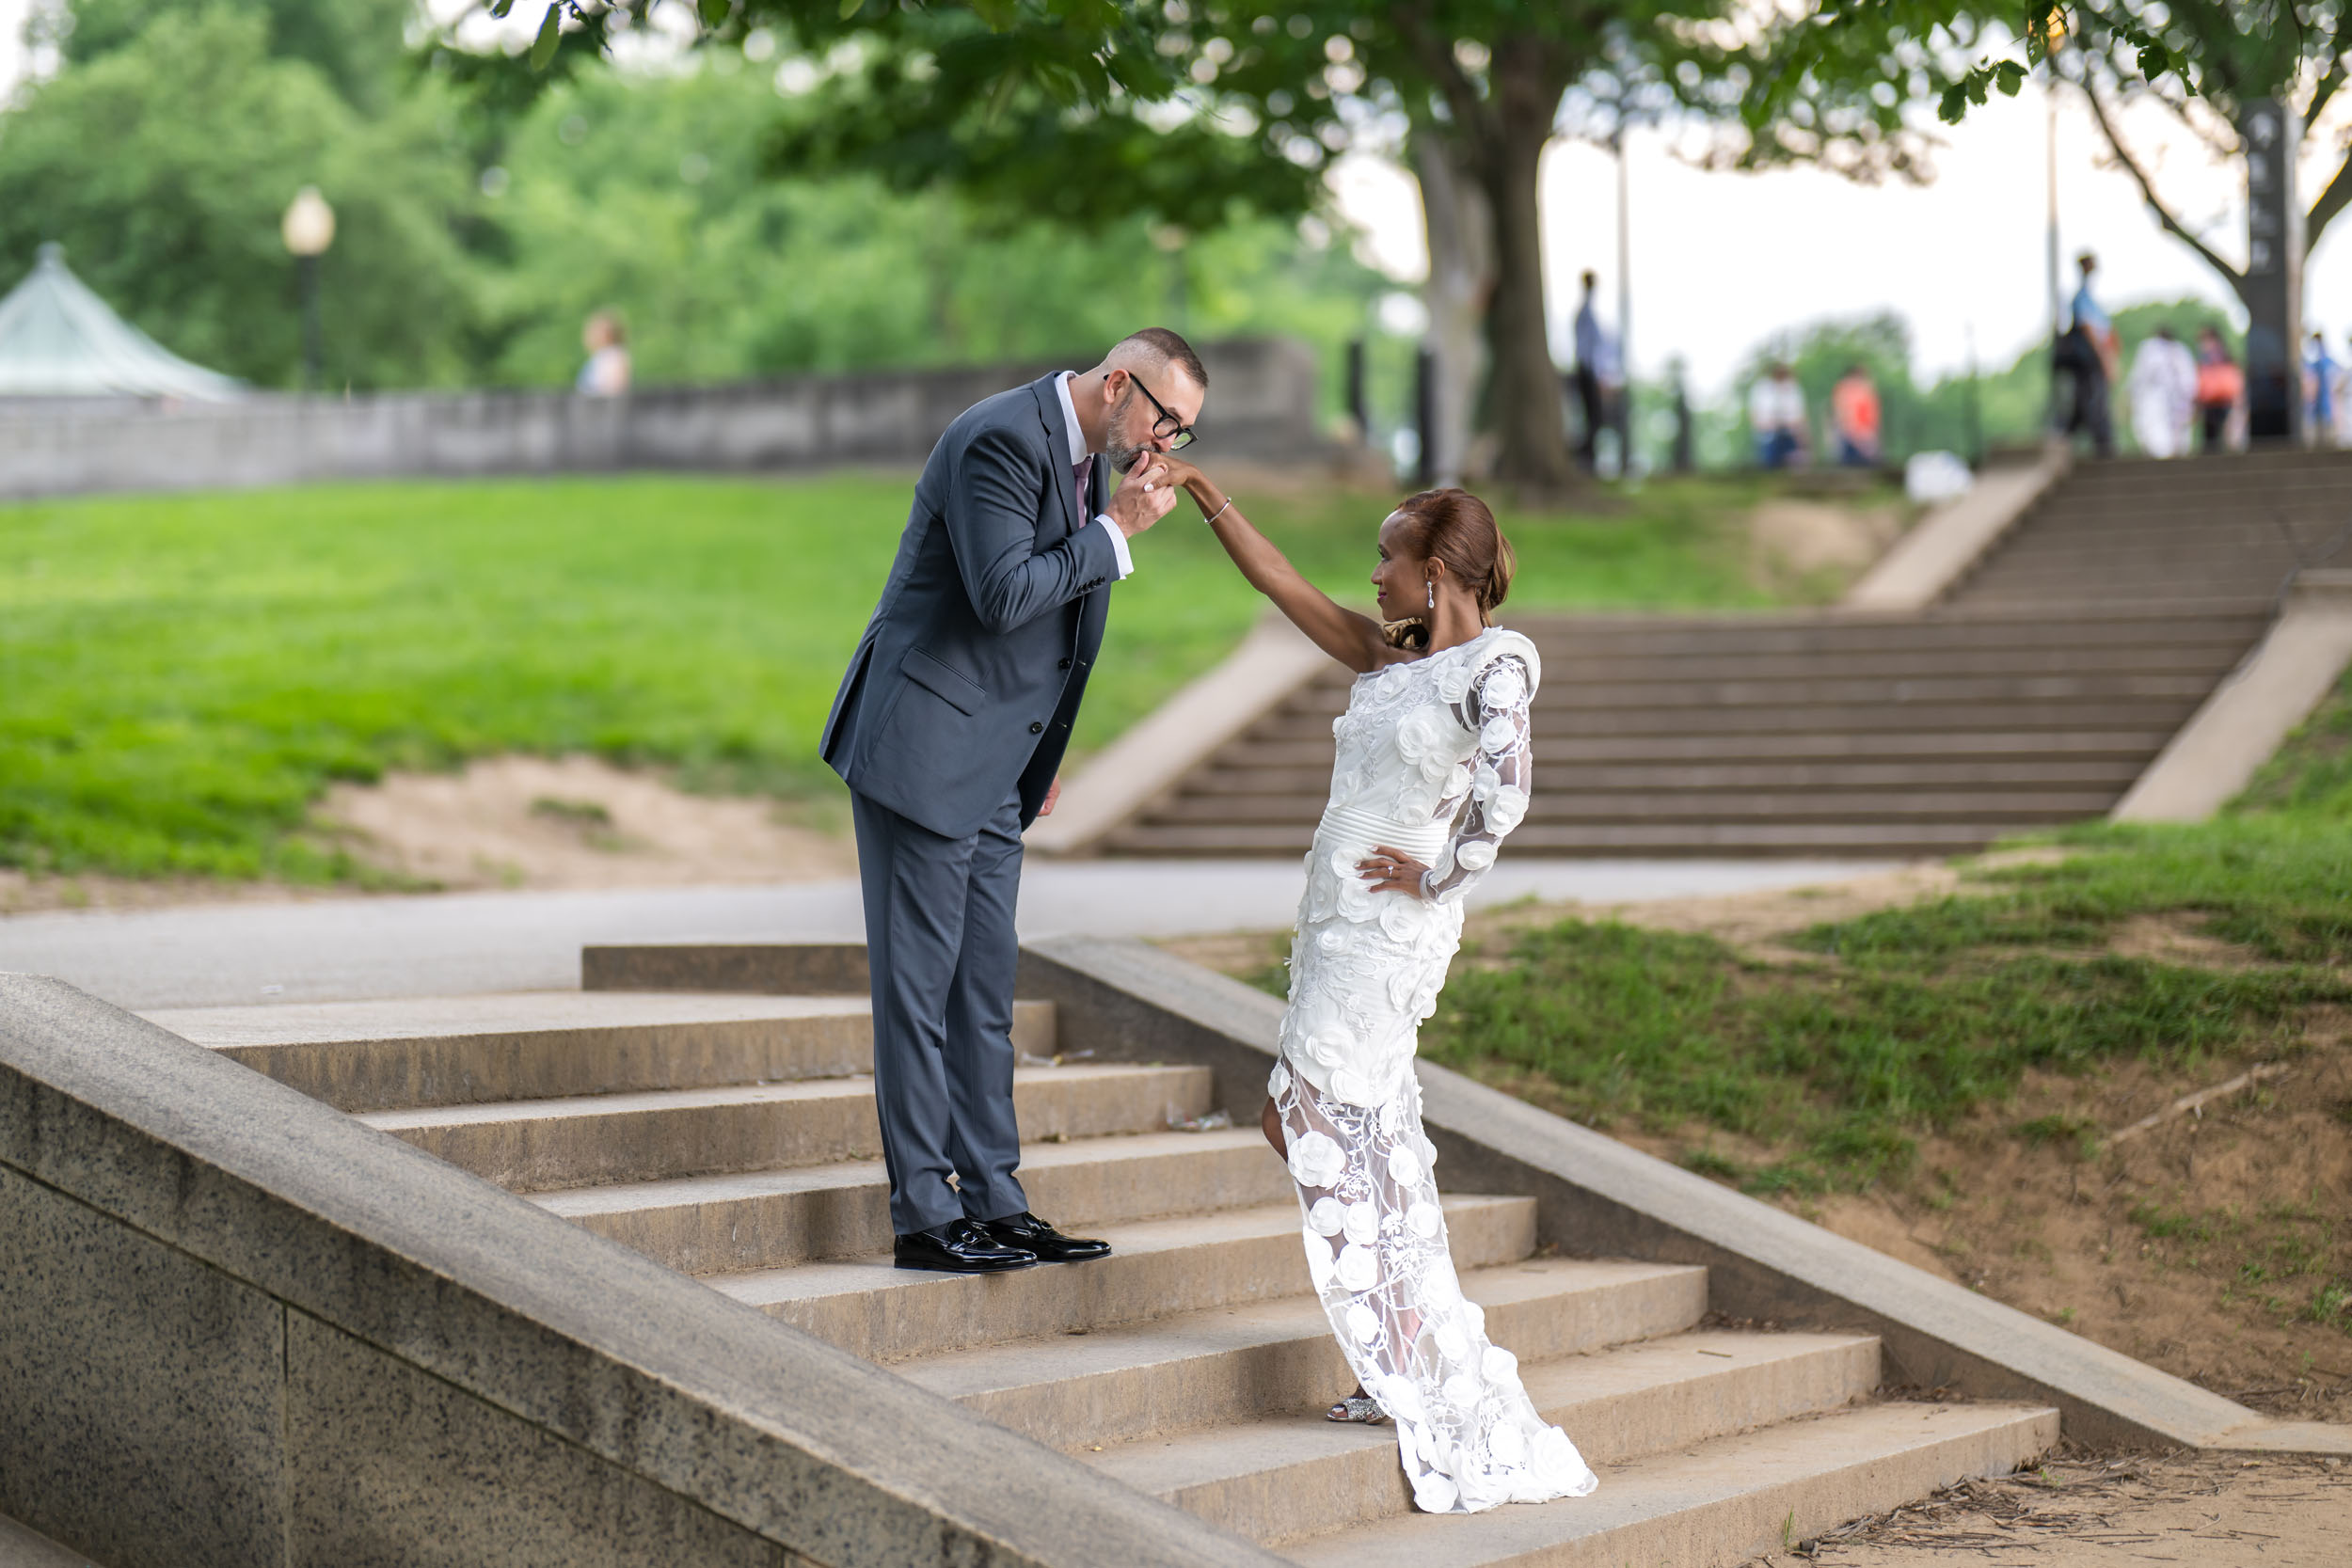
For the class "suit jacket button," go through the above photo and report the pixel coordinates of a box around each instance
[1028,721,1044,734]
[1058,657,1073,670]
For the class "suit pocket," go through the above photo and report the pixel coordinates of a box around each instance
[900,646,988,716]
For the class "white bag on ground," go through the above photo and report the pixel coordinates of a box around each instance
[1904,451,1974,504]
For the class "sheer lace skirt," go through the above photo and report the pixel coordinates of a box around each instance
[1270,1057,1597,1513]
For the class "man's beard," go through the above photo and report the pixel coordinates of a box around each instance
[1103,388,1148,476]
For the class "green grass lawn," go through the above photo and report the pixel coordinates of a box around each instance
[0,470,1801,881]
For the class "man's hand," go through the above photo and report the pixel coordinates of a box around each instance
[1038,776,1061,817]
[1104,452,1179,540]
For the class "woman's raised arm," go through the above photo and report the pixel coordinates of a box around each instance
[1160,458,1389,673]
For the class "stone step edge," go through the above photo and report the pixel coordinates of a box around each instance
[357,1060,1195,1132]
[1278,1400,2060,1568]
[712,1196,1541,1363]
[531,1127,1275,1221]
[1089,1330,1884,1544]
[905,1259,1710,1449]
[146,993,1056,1114]
[532,1129,1292,1275]
[713,1196,1538,1315]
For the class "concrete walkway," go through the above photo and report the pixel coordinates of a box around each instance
[0,859,1891,1011]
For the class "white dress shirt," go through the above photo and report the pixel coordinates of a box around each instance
[1057,372,1136,580]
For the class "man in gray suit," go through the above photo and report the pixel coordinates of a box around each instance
[821,328,1206,1273]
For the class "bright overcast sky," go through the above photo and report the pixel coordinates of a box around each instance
[9,0,2350,399]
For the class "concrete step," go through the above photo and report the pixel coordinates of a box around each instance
[1528,674,2223,708]
[1486,623,2255,656]
[533,1128,1293,1274]
[358,1062,1210,1192]
[1217,730,2174,768]
[1181,760,2148,795]
[1244,701,2202,742]
[1279,1400,2058,1568]
[1104,822,2029,857]
[140,990,1052,1113]
[0,1514,96,1568]
[1510,646,2249,682]
[1970,530,2325,556]
[1500,821,2037,853]
[903,1259,1708,1450]
[1514,613,2266,654]
[712,1196,1537,1362]
[1960,570,2296,597]
[1091,1330,1881,1545]
[1145,790,2122,826]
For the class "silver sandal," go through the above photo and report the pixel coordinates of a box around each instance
[1326,1391,1390,1425]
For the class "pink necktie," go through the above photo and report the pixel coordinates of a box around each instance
[1073,456,1093,519]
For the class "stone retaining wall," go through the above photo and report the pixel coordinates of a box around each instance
[0,338,1322,500]
[0,973,1274,1568]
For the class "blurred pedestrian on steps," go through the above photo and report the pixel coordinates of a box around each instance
[2126,327,2197,459]
[2194,328,2242,453]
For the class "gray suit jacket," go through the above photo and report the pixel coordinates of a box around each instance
[820,372,1118,840]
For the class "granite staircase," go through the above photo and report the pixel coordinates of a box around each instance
[146,982,2056,1566]
[1103,450,2352,860]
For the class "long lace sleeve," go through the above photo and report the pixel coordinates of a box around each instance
[1422,653,1534,904]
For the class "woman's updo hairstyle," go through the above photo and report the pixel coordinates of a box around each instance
[1392,487,1515,623]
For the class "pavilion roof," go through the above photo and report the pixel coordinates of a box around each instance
[0,243,244,400]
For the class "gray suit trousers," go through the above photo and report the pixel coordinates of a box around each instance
[851,785,1029,1235]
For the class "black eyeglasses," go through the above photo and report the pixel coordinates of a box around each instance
[1128,373,1199,451]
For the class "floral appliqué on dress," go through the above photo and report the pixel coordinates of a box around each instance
[1271,627,1596,1513]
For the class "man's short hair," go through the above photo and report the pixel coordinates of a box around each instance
[1581,269,1597,289]
[1110,327,1209,392]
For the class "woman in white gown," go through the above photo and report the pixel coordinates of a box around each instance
[1156,461,1597,1515]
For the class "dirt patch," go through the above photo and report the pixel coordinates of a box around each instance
[0,755,855,914]
[1463,848,2067,965]
[1154,928,1291,987]
[2107,911,2278,971]
[1749,499,1909,595]
[1751,1449,2352,1566]
[318,755,854,892]
[1662,1028,2352,1425]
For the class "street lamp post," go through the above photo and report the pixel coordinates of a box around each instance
[280,186,336,393]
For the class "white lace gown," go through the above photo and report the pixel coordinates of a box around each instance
[1270,625,1597,1513]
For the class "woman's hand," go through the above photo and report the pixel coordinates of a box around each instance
[1358,845,1431,898]
[1158,454,1220,512]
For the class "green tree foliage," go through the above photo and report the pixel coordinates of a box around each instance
[474,62,1387,390]
[40,0,413,113]
[0,7,479,389]
[0,2,1392,397]
[443,1,1755,495]
[1148,1,1678,494]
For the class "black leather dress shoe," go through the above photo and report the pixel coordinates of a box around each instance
[980,1211,1112,1263]
[893,1217,1037,1274]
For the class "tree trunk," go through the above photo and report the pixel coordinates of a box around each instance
[1413,132,1494,487]
[1477,50,1576,495]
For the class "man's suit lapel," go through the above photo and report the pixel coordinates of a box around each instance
[1030,374,1083,543]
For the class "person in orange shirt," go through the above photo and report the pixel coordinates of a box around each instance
[2193,327,2243,453]
[1831,364,1882,467]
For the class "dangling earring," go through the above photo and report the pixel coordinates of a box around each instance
[1425,580,1436,611]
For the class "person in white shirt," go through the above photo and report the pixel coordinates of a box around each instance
[2126,327,2199,458]
[1749,363,1807,469]
[576,311,632,396]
